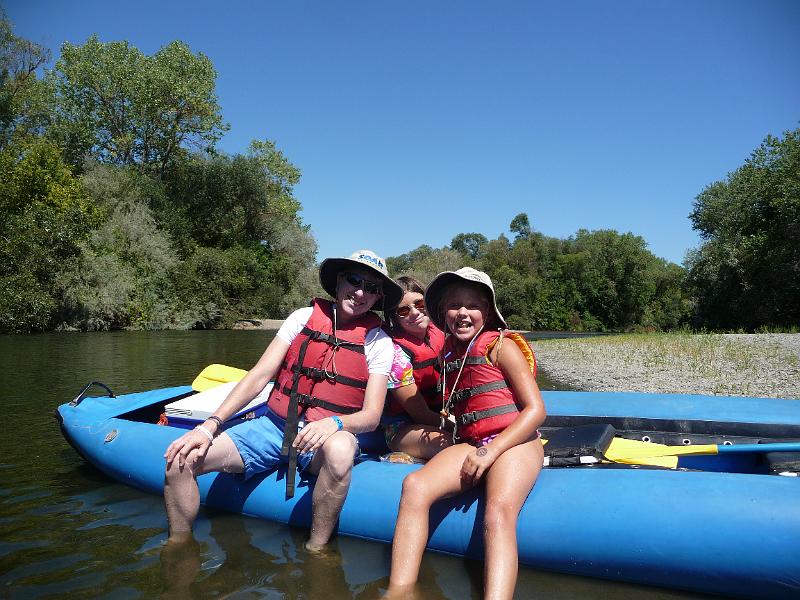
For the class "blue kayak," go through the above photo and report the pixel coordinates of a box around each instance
[56,384,800,599]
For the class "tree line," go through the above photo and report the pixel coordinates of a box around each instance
[1,14,797,334]
[390,124,799,333]
[1,14,318,333]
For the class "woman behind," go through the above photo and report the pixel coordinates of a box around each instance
[388,267,545,600]
[383,276,450,459]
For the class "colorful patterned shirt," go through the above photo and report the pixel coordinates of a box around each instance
[387,342,415,389]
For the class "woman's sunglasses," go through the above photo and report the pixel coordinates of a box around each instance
[342,272,382,295]
[395,299,426,318]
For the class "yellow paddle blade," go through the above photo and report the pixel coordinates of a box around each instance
[607,438,720,460]
[605,437,680,468]
[192,363,248,392]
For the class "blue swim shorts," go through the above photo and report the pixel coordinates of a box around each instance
[226,407,315,480]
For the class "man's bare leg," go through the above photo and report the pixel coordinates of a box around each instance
[163,433,245,542]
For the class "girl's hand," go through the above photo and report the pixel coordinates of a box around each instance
[293,418,339,454]
[164,429,212,469]
[460,444,498,485]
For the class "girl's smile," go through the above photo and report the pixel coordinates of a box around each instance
[444,285,489,343]
[396,292,429,338]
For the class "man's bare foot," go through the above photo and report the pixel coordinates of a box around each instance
[304,539,328,553]
[165,530,195,546]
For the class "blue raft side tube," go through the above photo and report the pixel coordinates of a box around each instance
[57,388,800,600]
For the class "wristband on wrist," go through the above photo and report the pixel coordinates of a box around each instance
[195,424,214,441]
[331,415,344,431]
[207,415,223,428]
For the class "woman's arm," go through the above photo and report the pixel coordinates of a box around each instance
[389,384,440,426]
[164,336,290,466]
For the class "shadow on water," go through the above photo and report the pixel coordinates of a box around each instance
[0,330,708,599]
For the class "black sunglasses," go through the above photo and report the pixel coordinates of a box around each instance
[395,299,426,318]
[342,272,382,295]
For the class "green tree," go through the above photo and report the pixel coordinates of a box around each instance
[0,140,96,332]
[49,35,228,174]
[450,232,488,260]
[559,229,659,330]
[509,212,532,241]
[686,127,800,329]
[387,245,463,284]
[161,140,302,253]
[160,139,316,325]
[0,11,52,147]
[56,164,180,330]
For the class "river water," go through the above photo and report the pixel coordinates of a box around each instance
[0,331,706,599]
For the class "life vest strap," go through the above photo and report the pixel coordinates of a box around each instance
[456,403,518,426]
[450,380,508,404]
[279,384,361,415]
[413,357,441,370]
[301,327,366,353]
[291,365,368,389]
[444,356,490,374]
[281,334,316,498]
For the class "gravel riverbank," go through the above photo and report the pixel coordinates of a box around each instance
[531,333,800,399]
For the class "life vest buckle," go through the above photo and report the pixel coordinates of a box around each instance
[460,412,478,424]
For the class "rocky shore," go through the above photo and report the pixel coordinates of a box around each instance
[531,333,800,399]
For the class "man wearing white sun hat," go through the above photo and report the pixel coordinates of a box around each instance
[164,250,402,550]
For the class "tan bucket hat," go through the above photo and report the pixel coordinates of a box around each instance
[319,250,404,310]
[424,267,508,331]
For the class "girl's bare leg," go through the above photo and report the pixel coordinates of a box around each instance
[389,424,452,459]
[482,439,543,600]
[389,443,473,590]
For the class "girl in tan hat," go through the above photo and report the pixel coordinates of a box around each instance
[389,268,545,599]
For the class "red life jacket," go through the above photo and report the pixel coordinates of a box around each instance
[268,297,381,496]
[387,323,445,415]
[443,330,532,443]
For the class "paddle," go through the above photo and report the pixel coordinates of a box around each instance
[542,436,679,468]
[191,363,248,392]
[543,437,800,469]
[611,440,800,460]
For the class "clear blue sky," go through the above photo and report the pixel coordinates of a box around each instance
[6,1,799,265]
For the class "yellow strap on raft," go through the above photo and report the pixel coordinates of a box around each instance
[191,363,248,392]
[486,331,537,376]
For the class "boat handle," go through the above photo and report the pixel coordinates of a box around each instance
[70,381,116,406]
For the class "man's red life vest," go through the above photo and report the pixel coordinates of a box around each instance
[268,297,381,496]
[387,323,445,415]
[443,330,535,443]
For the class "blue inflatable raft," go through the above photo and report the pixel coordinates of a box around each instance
[56,383,800,599]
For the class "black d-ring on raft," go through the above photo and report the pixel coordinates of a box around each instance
[70,381,116,406]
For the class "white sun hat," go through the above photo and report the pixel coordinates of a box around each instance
[318,250,404,310]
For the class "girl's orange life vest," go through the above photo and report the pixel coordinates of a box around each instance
[443,330,536,443]
[268,298,381,496]
[387,323,445,415]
